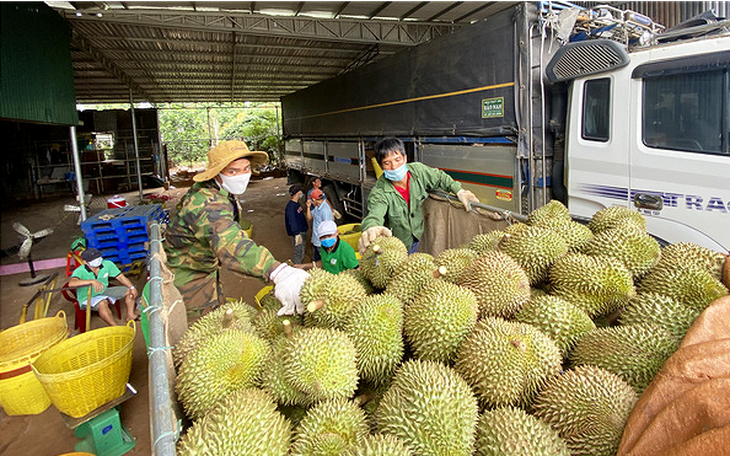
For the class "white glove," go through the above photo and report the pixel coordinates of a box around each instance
[358,226,392,255]
[457,189,480,212]
[270,264,310,316]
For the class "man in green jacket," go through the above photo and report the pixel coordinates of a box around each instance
[165,140,310,321]
[359,137,479,254]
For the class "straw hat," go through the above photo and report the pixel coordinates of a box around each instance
[193,140,269,182]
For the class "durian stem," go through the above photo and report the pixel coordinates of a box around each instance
[353,391,376,406]
[509,339,526,352]
[433,266,447,279]
[372,245,382,254]
[282,319,292,338]
[221,309,237,328]
[307,299,326,313]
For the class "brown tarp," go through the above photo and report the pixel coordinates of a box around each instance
[419,194,511,256]
[617,295,730,456]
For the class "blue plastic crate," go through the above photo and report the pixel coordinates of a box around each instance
[82,204,163,234]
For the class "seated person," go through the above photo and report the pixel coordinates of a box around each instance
[297,220,358,274]
[68,248,139,326]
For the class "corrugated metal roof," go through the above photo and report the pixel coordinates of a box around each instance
[46,1,728,105]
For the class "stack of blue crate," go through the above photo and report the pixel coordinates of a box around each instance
[81,204,165,267]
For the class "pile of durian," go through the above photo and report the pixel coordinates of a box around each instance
[173,201,729,456]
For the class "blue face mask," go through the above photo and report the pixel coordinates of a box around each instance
[383,162,408,182]
[320,237,337,248]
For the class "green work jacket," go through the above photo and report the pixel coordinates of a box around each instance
[361,162,462,248]
[164,180,277,287]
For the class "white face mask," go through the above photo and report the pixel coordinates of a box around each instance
[88,257,103,268]
[218,172,251,195]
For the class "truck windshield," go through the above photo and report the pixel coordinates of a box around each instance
[642,69,727,155]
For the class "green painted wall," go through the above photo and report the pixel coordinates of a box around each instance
[0,2,77,125]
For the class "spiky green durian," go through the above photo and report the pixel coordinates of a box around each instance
[360,236,409,289]
[253,297,304,343]
[527,200,571,226]
[588,206,646,233]
[291,399,369,456]
[302,269,367,330]
[513,295,595,356]
[659,242,726,281]
[533,366,638,456]
[637,261,728,311]
[282,327,359,402]
[548,253,636,317]
[498,226,569,284]
[581,225,661,277]
[405,280,478,363]
[344,294,404,386]
[454,318,562,408]
[343,434,413,456]
[176,330,269,420]
[458,251,531,318]
[467,231,506,255]
[433,248,479,283]
[177,388,291,456]
[374,359,478,456]
[173,299,256,367]
[475,406,570,456]
[385,253,438,304]
[535,218,593,251]
[618,292,701,340]
[261,335,312,407]
[569,324,677,393]
[343,268,376,294]
[504,222,530,235]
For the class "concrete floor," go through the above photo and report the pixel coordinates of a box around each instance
[0,176,300,455]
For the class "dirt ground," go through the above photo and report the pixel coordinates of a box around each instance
[0,176,301,455]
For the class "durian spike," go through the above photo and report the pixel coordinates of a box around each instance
[353,391,376,406]
[221,309,237,329]
[282,319,292,338]
[307,299,326,313]
[433,266,447,279]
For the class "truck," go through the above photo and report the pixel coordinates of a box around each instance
[281,2,730,253]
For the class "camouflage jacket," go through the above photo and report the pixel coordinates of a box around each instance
[165,180,277,283]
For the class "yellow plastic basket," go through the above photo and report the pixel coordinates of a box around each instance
[338,223,362,252]
[255,285,274,309]
[32,321,135,418]
[0,311,68,416]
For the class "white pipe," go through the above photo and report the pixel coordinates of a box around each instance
[69,126,87,221]
[130,89,144,200]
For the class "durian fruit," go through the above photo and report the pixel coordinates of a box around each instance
[534,218,593,251]
[504,222,530,235]
[177,388,291,456]
[385,253,438,304]
[344,294,404,386]
[343,434,413,456]
[497,226,569,284]
[173,300,256,368]
[433,248,479,283]
[282,327,359,402]
[532,366,638,456]
[618,292,701,340]
[458,251,531,318]
[513,295,595,356]
[301,268,367,330]
[581,225,661,277]
[360,236,408,289]
[569,324,677,393]
[659,242,726,281]
[638,260,728,311]
[176,330,269,420]
[291,399,369,456]
[261,336,312,407]
[527,200,571,226]
[343,268,376,295]
[454,317,562,408]
[588,206,646,234]
[548,253,636,317]
[253,294,303,343]
[374,359,478,456]
[467,231,506,255]
[474,406,570,456]
[404,280,478,363]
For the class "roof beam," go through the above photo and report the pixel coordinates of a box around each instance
[60,10,459,46]
[400,2,428,20]
[334,2,350,19]
[368,2,392,20]
[426,2,464,22]
[453,2,495,23]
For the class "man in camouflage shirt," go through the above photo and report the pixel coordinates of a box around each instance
[165,140,310,321]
